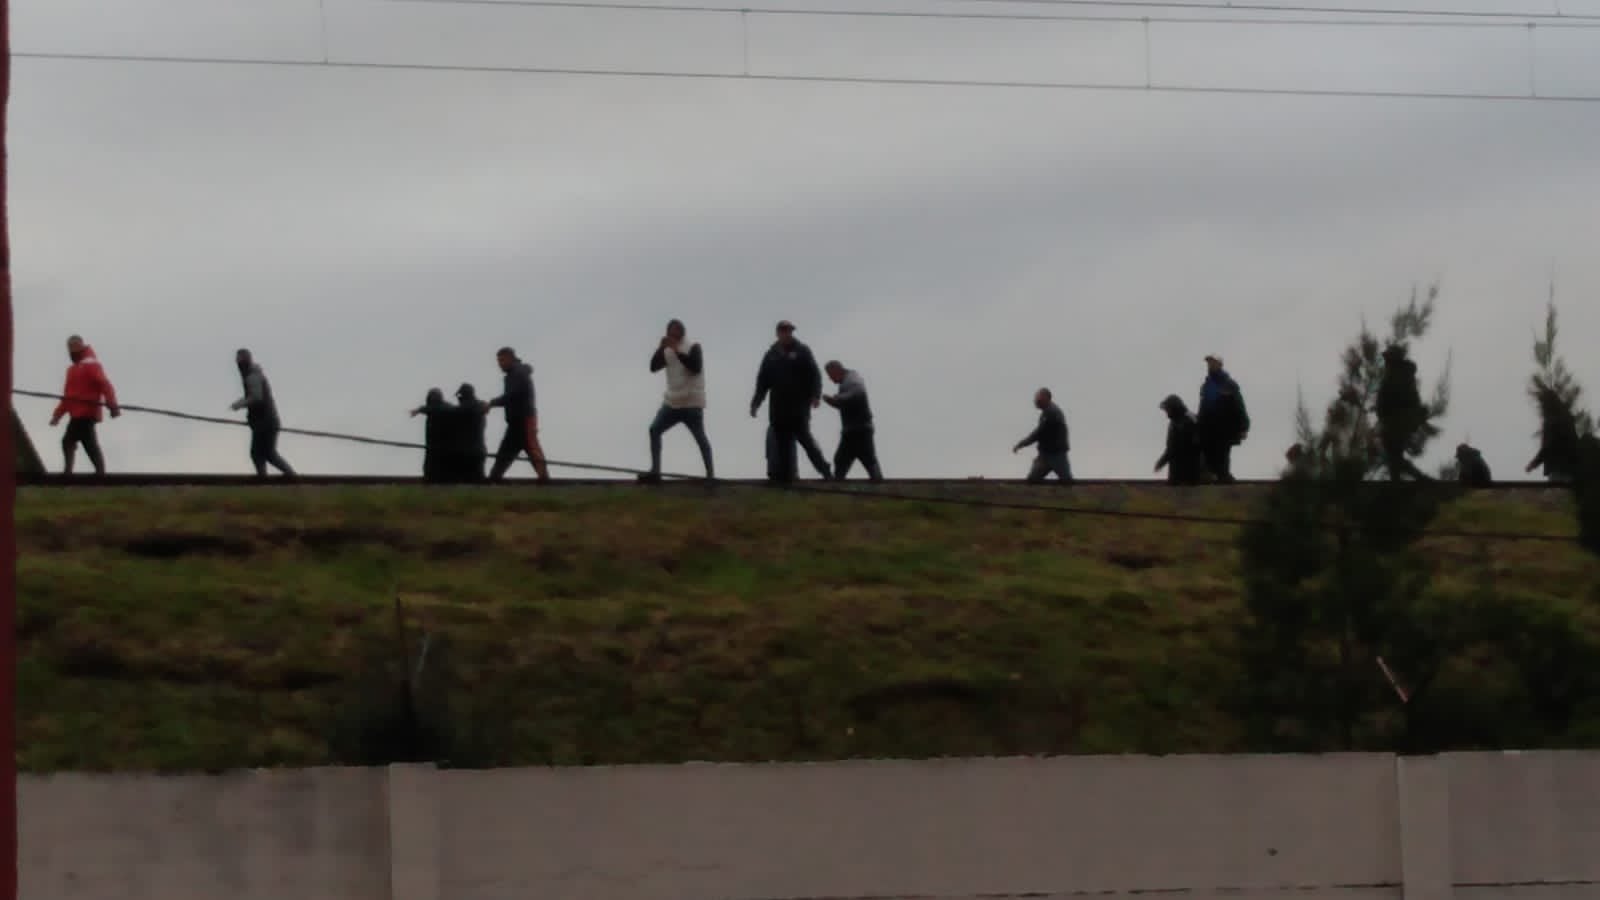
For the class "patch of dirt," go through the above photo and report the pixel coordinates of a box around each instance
[123,532,255,559]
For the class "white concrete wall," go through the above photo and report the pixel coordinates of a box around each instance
[18,752,1600,900]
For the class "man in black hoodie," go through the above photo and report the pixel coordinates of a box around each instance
[410,388,454,482]
[229,348,296,479]
[453,383,487,483]
[1154,394,1203,485]
[1013,387,1072,483]
[751,321,831,483]
[484,346,551,483]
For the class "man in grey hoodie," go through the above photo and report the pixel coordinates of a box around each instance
[484,346,551,483]
[229,348,296,478]
[1013,387,1072,484]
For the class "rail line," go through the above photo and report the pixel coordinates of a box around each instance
[14,472,1567,489]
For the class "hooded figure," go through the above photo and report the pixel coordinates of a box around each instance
[49,335,120,475]
[1454,443,1492,488]
[485,347,550,482]
[453,383,487,482]
[230,348,296,478]
[410,388,455,482]
[1154,394,1204,485]
[1526,389,1581,482]
[1376,344,1431,481]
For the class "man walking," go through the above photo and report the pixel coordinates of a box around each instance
[822,360,882,482]
[49,334,120,475]
[1196,354,1249,484]
[1013,387,1072,483]
[485,346,550,483]
[230,348,296,478]
[1154,393,1203,485]
[751,320,831,483]
[640,318,714,483]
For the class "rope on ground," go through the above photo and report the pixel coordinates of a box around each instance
[12,387,1584,544]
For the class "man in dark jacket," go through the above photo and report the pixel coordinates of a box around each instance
[453,383,487,483]
[1154,394,1203,485]
[1196,355,1249,484]
[751,321,831,483]
[485,346,550,483]
[1455,442,1492,488]
[1525,389,1581,482]
[410,388,454,482]
[1376,344,1432,481]
[1013,387,1072,483]
[823,360,883,482]
[229,348,296,478]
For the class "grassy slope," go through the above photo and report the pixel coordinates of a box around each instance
[15,483,1597,772]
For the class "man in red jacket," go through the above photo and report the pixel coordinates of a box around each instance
[48,335,119,475]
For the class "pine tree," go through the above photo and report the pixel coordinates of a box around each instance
[1236,287,1458,750]
[1527,296,1595,482]
[1308,285,1451,480]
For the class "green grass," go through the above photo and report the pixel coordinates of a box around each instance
[14,482,1597,772]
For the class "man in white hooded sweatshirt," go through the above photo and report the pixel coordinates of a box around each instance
[639,318,715,482]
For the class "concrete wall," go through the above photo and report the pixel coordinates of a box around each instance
[19,752,1600,900]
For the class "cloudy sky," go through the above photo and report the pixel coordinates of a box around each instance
[9,0,1600,479]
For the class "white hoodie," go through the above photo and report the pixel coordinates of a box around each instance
[661,342,707,409]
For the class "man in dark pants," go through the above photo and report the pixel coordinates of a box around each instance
[484,346,550,483]
[751,320,831,484]
[230,348,296,478]
[48,334,120,475]
[453,383,487,483]
[1154,394,1203,485]
[1013,387,1072,483]
[1196,354,1249,484]
[822,360,882,481]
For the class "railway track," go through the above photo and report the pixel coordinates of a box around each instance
[14,472,1566,489]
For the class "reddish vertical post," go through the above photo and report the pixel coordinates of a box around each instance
[0,0,17,896]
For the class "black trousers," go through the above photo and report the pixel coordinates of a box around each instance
[1200,435,1234,484]
[766,419,830,483]
[62,418,105,475]
[834,428,883,481]
[249,424,295,477]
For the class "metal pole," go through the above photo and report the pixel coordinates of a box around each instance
[0,0,18,894]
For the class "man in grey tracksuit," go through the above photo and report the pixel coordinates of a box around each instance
[823,360,883,482]
[1013,387,1072,483]
[230,348,296,478]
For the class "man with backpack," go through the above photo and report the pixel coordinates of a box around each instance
[1196,355,1249,484]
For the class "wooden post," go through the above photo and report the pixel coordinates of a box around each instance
[0,0,19,896]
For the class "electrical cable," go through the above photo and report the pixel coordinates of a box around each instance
[383,0,1600,29]
[14,49,1600,102]
[957,0,1600,23]
[13,388,1585,544]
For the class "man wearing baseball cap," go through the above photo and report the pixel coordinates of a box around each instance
[1197,354,1249,483]
[751,320,831,483]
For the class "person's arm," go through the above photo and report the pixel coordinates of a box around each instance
[1526,448,1545,472]
[93,363,121,417]
[650,347,668,372]
[1014,414,1044,451]
[751,354,771,415]
[50,370,69,423]
[679,343,704,375]
[230,370,264,411]
[805,348,823,404]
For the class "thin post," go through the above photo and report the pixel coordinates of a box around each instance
[0,0,20,897]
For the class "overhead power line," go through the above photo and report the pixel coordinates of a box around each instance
[15,49,1600,103]
[11,388,1584,544]
[384,0,1600,29]
[959,0,1600,21]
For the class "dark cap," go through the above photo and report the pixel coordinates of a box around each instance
[776,320,795,332]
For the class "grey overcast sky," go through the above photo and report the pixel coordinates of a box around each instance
[8,0,1600,479]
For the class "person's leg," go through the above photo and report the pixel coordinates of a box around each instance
[489,424,519,481]
[765,425,779,482]
[859,429,884,482]
[1026,455,1050,483]
[1050,453,1073,483]
[249,426,269,477]
[524,417,551,481]
[797,423,832,479]
[77,421,106,475]
[682,408,715,478]
[646,405,676,477]
[774,425,799,484]
[833,435,856,481]
[60,420,83,474]
[261,428,295,476]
